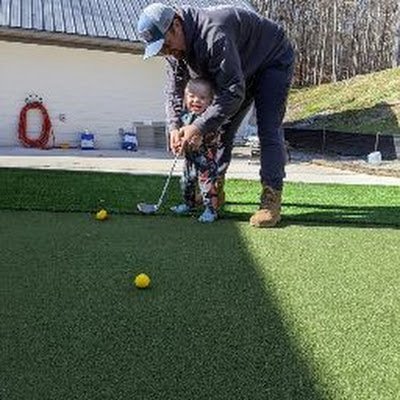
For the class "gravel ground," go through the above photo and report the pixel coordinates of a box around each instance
[1,146,400,185]
[292,152,400,178]
[311,157,400,178]
[236,146,400,178]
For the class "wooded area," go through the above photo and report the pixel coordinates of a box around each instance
[253,0,400,86]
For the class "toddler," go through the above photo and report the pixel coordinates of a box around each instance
[171,78,222,223]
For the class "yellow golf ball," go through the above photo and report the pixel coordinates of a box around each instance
[134,273,151,289]
[96,209,108,220]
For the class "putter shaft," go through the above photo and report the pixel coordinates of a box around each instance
[137,154,179,214]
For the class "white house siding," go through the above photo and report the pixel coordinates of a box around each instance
[0,40,166,149]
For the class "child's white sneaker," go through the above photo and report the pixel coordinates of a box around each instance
[198,207,218,223]
[170,204,192,215]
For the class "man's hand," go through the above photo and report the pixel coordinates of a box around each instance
[180,124,202,153]
[169,129,183,155]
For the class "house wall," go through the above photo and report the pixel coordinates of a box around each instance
[0,40,166,149]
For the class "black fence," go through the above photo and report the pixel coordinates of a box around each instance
[284,128,400,160]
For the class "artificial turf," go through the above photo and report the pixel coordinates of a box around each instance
[1,168,399,399]
[0,167,399,227]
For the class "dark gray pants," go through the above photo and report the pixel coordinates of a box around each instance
[219,55,294,191]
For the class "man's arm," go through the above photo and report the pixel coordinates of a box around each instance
[165,57,188,132]
[165,57,190,153]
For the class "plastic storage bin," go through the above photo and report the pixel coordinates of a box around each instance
[81,130,95,150]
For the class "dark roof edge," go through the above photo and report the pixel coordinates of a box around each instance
[0,27,144,55]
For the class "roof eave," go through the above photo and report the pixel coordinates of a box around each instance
[0,27,144,55]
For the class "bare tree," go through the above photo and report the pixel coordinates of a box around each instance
[254,0,400,86]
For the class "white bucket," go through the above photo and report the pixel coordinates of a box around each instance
[367,151,382,165]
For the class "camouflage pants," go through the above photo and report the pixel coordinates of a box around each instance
[182,141,226,211]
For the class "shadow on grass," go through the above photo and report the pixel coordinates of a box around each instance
[0,211,327,399]
[224,201,400,228]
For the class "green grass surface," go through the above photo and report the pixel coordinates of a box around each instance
[1,168,400,399]
[286,67,400,135]
[1,212,399,400]
[0,168,399,227]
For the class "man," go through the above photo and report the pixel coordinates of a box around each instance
[137,2,295,227]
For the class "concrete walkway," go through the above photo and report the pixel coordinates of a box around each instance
[0,147,399,186]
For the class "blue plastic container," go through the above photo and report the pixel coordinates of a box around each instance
[81,131,95,150]
[122,132,138,151]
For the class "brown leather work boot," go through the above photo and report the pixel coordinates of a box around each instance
[249,185,282,228]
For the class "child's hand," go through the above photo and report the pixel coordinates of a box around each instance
[169,129,184,155]
[180,124,202,153]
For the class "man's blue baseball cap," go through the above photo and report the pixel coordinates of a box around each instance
[137,3,176,59]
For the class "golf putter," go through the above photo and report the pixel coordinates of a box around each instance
[137,154,180,214]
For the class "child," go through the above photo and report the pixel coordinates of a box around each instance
[170,78,221,223]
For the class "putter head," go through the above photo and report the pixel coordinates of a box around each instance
[137,202,159,214]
